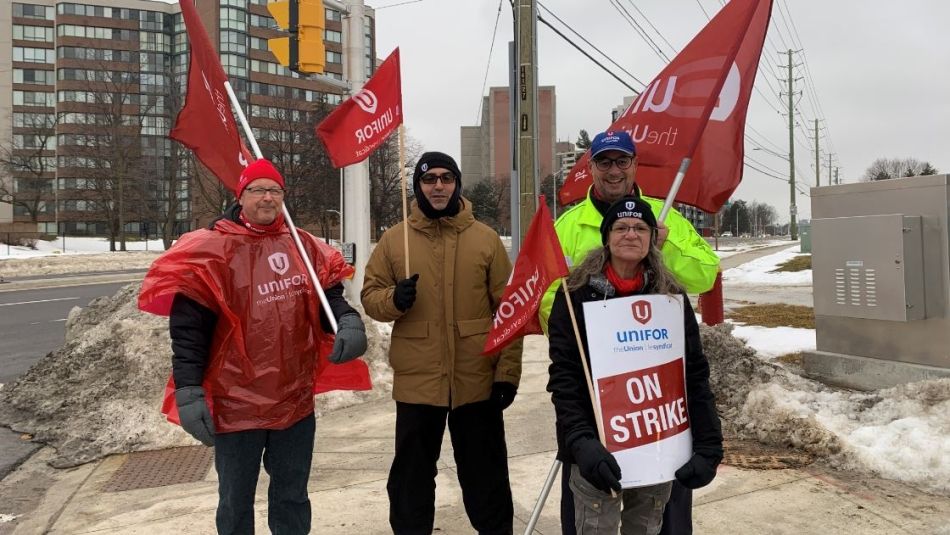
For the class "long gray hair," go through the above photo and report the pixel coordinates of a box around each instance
[565,241,684,295]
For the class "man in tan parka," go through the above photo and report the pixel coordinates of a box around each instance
[362,151,522,535]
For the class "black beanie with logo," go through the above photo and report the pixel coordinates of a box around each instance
[599,196,658,245]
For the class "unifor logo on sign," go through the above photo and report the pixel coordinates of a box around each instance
[354,89,378,114]
[631,299,652,325]
[267,252,290,275]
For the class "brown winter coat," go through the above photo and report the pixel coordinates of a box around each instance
[361,198,523,408]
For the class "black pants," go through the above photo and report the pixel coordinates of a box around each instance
[214,412,315,535]
[559,462,692,535]
[388,400,513,535]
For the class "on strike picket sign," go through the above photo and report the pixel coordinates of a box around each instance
[583,294,692,488]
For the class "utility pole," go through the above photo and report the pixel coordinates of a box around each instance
[834,166,839,185]
[827,153,833,186]
[342,0,369,301]
[814,118,820,187]
[782,49,802,241]
[515,0,539,244]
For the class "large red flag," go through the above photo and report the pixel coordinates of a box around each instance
[483,197,569,355]
[316,48,403,168]
[170,0,251,193]
[559,0,773,213]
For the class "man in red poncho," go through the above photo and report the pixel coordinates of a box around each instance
[139,159,369,534]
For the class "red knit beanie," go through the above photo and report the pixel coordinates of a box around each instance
[236,159,285,198]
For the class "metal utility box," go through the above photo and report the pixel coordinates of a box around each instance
[805,174,950,390]
[812,214,924,322]
[799,222,811,253]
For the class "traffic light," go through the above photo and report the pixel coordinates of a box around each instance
[267,0,326,75]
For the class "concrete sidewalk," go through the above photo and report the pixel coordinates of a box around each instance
[2,335,948,534]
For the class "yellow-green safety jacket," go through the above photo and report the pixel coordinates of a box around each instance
[538,189,720,332]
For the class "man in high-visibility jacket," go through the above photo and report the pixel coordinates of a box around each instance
[540,130,719,535]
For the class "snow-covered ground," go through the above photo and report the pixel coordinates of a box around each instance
[723,245,812,285]
[712,238,792,259]
[0,236,168,258]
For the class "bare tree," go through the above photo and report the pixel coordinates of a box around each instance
[61,65,156,251]
[368,132,423,240]
[252,96,339,240]
[0,112,60,225]
[862,157,939,181]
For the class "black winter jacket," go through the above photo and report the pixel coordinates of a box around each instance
[546,274,723,464]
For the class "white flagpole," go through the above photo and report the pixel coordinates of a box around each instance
[224,81,338,333]
[658,157,692,223]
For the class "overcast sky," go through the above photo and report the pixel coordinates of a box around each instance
[373,0,950,220]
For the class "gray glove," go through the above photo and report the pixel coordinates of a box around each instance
[175,386,215,446]
[328,313,367,364]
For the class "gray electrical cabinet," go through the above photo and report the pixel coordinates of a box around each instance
[805,174,950,390]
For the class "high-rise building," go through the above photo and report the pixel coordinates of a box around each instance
[460,85,557,187]
[1,0,373,236]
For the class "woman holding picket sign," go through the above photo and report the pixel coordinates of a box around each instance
[546,196,723,534]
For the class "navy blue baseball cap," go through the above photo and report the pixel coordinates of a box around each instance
[590,130,636,158]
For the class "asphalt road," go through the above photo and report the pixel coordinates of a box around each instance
[0,281,131,387]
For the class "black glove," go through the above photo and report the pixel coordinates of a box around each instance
[392,274,419,312]
[328,313,367,364]
[175,386,215,446]
[490,381,518,411]
[572,438,622,493]
[674,450,721,489]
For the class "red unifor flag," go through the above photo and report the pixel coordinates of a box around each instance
[169,0,251,193]
[483,197,569,355]
[316,48,403,168]
[559,0,773,213]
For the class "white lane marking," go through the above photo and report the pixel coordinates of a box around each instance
[0,297,80,307]
[51,318,67,322]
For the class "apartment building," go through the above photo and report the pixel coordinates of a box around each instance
[1,0,372,236]
[460,85,557,187]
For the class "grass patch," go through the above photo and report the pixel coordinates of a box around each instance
[770,255,811,272]
[727,304,815,329]
[775,352,804,366]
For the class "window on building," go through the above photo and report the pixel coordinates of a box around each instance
[221,54,247,77]
[325,29,342,43]
[57,3,112,17]
[13,112,55,128]
[220,7,247,31]
[326,8,342,21]
[14,3,54,20]
[13,47,55,64]
[13,25,54,42]
[326,50,342,64]
[13,68,54,85]
[14,134,56,150]
[13,90,54,107]
[220,30,247,54]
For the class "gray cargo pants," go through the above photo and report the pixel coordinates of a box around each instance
[569,465,673,535]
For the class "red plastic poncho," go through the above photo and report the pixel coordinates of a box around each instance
[139,219,371,433]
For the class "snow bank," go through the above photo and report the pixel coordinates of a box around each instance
[723,245,812,285]
[0,283,394,468]
[702,323,950,494]
[730,324,816,359]
[0,251,161,278]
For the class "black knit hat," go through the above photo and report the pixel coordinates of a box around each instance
[600,196,658,245]
[412,151,463,219]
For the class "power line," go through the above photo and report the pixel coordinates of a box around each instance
[536,14,640,93]
[609,0,670,62]
[474,0,504,125]
[622,0,677,55]
[537,2,644,87]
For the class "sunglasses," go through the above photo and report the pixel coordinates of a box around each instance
[419,172,457,185]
